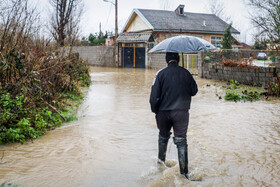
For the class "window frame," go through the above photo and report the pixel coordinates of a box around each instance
[211,36,222,48]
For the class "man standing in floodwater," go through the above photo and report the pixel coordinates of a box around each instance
[149,52,198,179]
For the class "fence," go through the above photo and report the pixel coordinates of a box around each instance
[148,53,198,75]
[198,50,280,86]
[179,54,198,75]
[202,49,279,66]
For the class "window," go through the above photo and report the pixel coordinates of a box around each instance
[135,43,145,47]
[179,8,183,15]
[125,43,133,47]
[211,36,222,48]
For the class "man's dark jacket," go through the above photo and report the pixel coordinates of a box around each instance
[149,61,198,114]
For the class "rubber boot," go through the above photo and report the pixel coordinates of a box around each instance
[173,137,189,179]
[158,134,170,163]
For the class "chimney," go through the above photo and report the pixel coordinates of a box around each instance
[202,20,206,27]
[175,5,185,16]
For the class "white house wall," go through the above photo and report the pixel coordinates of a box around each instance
[126,15,150,32]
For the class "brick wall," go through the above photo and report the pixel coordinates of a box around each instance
[72,46,114,67]
[198,52,280,86]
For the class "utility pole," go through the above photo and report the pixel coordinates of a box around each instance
[115,0,118,67]
[99,22,102,36]
[103,0,118,67]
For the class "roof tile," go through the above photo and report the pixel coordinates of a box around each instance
[137,9,240,34]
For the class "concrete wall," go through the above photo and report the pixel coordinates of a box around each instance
[72,46,114,67]
[198,52,280,86]
[148,53,166,69]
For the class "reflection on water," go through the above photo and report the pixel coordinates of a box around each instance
[0,67,280,187]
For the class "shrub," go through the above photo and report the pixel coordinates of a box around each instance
[267,76,280,97]
[0,0,91,144]
[0,50,91,144]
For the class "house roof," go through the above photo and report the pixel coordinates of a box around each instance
[123,8,240,35]
[117,33,153,43]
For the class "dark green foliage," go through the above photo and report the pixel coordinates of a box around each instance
[80,30,109,46]
[85,31,107,46]
[88,33,96,44]
[221,23,234,49]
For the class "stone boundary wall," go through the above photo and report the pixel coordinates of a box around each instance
[148,53,166,69]
[71,46,114,67]
[71,46,167,69]
[198,53,280,86]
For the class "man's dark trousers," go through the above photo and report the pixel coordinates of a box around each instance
[156,110,189,138]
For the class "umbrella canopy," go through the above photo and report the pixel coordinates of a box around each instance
[149,35,216,53]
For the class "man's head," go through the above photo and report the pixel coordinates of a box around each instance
[165,52,180,63]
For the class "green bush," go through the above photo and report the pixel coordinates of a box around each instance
[0,51,91,144]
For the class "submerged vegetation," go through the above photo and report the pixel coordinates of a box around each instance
[0,0,91,144]
[222,80,264,102]
[222,78,280,102]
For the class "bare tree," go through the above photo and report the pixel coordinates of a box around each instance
[0,0,42,87]
[49,0,83,47]
[0,0,40,51]
[247,0,280,50]
[205,0,231,23]
[160,0,172,10]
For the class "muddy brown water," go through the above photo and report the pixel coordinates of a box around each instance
[1,67,280,187]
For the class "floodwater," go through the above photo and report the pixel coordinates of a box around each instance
[1,67,280,187]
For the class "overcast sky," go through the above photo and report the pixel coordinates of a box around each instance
[33,0,255,44]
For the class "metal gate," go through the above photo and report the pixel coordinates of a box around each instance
[122,44,145,68]
[179,54,198,75]
[135,48,145,68]
[123,47,134,68]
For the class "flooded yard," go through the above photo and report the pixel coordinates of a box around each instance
[0,67,280,187]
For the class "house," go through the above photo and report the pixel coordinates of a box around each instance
[105,33,115,46]
[232,42,252,50]
[117,4,240,68]
[232,37,252,50]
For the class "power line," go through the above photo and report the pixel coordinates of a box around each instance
[103,3,112,31]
